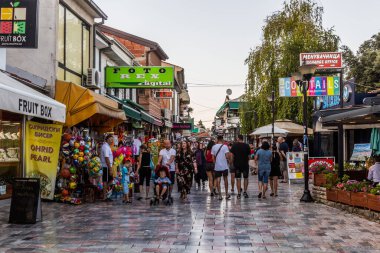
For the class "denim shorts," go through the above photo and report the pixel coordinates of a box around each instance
[258,170,270,184]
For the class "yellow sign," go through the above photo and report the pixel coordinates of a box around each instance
[25,121,62,200]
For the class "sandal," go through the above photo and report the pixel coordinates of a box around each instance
[237,194,241,199]
[258,192,262,199]
[262,196,267,199]
[211,192,214,197]
[275,194,278,197]
[226,194,231,200]
[270,193,274,197]
[218,196,223,201]
[243,192,249,198]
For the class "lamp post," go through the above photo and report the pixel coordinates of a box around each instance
[292,63,317,203]
[267,90,275,146]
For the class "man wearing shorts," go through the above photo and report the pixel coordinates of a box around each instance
[211,135,231,200]
[100,134,114,201]
[230,134,251,199]
[278,137,289,183]
[158,140,176,193]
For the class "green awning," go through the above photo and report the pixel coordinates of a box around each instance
[229,101,240,110]
[141,111,155,124]
[123,99,145,111]
[216,102,227,116]
[123,105,141,121]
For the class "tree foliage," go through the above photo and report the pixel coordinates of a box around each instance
[341,32,380,92]
[241,0,339,134]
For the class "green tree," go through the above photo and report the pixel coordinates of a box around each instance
[341,32,380,92]
[197,120,205,129]
[241,0,340,134]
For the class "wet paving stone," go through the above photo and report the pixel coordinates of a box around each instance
[0,176,379,252]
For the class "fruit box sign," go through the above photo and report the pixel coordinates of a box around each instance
[0,0,38,48]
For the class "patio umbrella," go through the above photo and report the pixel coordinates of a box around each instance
[250,125,289,136]
[370,128,380,155]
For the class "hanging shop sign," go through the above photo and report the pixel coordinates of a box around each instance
[287,152,304,180]
[0,0,39,48]
[105,66,174,89]
[279,76,340,97]
[25,121,63,200]
[172,123,192,130]
[300,52,342,69]
[315,95,340,110]
[308,157,335,170]
[154,90,173,99]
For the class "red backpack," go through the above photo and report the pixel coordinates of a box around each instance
[205,149,213,163]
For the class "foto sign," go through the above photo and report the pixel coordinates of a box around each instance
[105,66,174,89]
[0,0,39,48]
[279,76,340,97]
[154,90,173,99]
[300,52,342,69]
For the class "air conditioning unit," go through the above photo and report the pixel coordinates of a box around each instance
[85,68,100,90]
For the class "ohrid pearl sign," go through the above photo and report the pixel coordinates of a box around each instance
[300,52,342,69]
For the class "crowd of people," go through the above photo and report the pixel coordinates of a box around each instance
[99,134,297,204]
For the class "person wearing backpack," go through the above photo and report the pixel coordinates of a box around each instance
[211,135,231,200]
[205,140,216,196]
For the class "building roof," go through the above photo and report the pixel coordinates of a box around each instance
[99,25,169,60]
[216,95,243,116]
[82,0,108,19]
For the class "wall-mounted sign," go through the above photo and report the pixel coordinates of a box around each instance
[279,76,340,97]
[154,90,173,99]
[315,95,340,110]
[105,66,174,89]
[172,123,192,130]
[343,84,352,102]
[0,0,39,48]
[300,52,342,69]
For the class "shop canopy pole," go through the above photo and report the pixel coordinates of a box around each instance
[338,69,344,178]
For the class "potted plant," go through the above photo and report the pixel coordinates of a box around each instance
[309,161,334,186]
[325,172,338,202]
[336,175,352,205]
[367,185,380,212]
[346,181,370,208]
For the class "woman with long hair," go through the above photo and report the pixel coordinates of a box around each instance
[136,144,152,200]
[205,140,216,196]
[194,142,207,189]
[270,142,281,197]
[175,141,197,200]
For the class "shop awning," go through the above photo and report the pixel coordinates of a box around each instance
[107,95,141,121]
[320,105,378,125]
[140,111,163,126]
[55,81,126,128]
[0,72,66,123]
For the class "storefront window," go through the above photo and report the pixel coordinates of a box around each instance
[0,110,22,198]
[57,4,91,86]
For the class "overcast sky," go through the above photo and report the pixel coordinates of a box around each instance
[95,0,380,128]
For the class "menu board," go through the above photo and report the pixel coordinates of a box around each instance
[287,152,304,180]
[9,178,42,224]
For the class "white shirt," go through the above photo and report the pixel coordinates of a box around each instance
[211,144,230,171]
[159,148,176,171]
[100,142,113,168]
[133,138,142,156]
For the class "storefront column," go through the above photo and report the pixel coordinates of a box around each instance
[22,116,26,177]
[338,123,344,178]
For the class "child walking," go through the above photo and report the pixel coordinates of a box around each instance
[122,158,133,204]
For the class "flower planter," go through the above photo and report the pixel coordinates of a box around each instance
[350,192,367,208]
[337,190,351,205]
[326,188,338,202]
[367,194,380,212]
[313,173,327,186]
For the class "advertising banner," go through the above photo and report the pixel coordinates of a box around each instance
[300,52,342,69]
[0,0,39,48]
[287,152,304,180]
[105,66,174,89]
[350,143,371,161]
[154,90,173,99]
[25,121,62,200]
[279,76,340,97]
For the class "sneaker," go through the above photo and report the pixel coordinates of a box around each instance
[237,194,241,199]
[226,194,231,200]
[218,196,223,201]
[211,192,214,197]
[258,192,262,199]
[243,192,249,198]
[270,193,275,197]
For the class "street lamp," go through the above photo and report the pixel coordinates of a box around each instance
[292,63,317,203]
[267,90,275,147]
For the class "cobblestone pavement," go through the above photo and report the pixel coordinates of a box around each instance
[0,176,379,253]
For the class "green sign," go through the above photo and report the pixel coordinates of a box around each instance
[105,66,174,89]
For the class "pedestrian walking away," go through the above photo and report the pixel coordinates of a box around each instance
[136,144,152,200]
[205,140,217,196]
[230,134,251,199]
[100,134,114,202]
[194,142,207,189]
[278,137,289,183]
[158,140,177,195]
[228,143,236,194]
[176,141,197,201]
[212,135,231,201]
[255,141,272,199]
[270,142,281,197]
